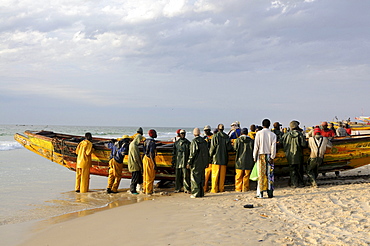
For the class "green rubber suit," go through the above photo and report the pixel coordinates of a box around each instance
[172,137,191,192]
[187,135,210,197]
[282,127,307,187]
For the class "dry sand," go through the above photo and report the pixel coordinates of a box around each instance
[18,167,370,246]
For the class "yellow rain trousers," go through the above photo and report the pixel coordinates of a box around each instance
[143,155,155,194]
[107,159,123,193]
[203,164,212,192]
[211,164,226,193]
[75,140,92,193]
[235,169,252,192]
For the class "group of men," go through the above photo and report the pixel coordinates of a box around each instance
[74,127,159,196]
[172,120,276,199]
[75,119,341,198]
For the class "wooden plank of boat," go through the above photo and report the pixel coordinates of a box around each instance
[14,130,370,181]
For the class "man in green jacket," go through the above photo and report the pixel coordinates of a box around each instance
[172,129,191,193]
[209,124,233,193]
[282,120,307,188]
[187,128,210,198]
[233,128,254,192]
[128,133,143,194]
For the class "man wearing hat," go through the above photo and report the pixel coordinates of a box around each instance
[307,127,332,187]
[172,129,191,193]
[228,121,241,140]
[187,128,210,198]
[142,129,158,195]
[128,132,144,194]
[105,135,130,193]
[130,127,146,142]
[203,125,213,192]
[282,120,307,188]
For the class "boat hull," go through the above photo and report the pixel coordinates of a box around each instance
[14,130,370,180]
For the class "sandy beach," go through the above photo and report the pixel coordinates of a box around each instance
[16,165,370,246]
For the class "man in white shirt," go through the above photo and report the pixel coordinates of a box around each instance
[253,119,277,198]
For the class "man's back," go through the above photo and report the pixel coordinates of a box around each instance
[253,128,277,160]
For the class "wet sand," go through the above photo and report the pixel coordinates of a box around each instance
[18,165,370,246]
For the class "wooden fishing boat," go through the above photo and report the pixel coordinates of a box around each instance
[331,121,370,131]
[14,130,370,180]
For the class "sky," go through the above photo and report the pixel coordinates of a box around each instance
[1,0,370,129]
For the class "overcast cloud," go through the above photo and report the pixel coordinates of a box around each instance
[1,0,370,128]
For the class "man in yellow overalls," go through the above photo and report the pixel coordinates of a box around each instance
[75,132,93,193]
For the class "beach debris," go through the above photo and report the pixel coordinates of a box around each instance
[160,191,170,196]
[260,213,268,218]
[244,204,254,208]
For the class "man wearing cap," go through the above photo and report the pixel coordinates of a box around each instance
[282,120,307,188]
[307,127,332,187]
[253,119,277,198]
[209,124,233,193]
[233,128,254,192]
[105,135,130,193]
[203,125,213,192]
[143,129,158,195]
[128,133,144,194]
[187,128,210,198]
[228,122,241,140]
[172,129,191,193]
[130,127,146,142]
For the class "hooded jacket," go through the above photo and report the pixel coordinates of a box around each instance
[233,135,254,170]
[172,137,191,168]
[128,134,143,172]
[188,136,209,172]
[209,131,233,165]
[282,130,307,164]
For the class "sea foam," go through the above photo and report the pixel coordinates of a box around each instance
[0,141,22,151]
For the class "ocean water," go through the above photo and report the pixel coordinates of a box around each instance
[0,124,198,227]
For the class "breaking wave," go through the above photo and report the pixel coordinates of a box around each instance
[0,141,22,151]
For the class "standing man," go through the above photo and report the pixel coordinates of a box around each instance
[142,129,157,195]
[282,120,307,188]
[228,122,241,140]
[75,132,93,193]
[172,129,191,193]
[233,128,254,192]
[128,133,144,194]
[203,125,213,192]
[209,124,233,193]
[320,122,335,139]
[336,122,349,137]
[253,119,277,198]
[187,128,210,198]
[106,136,130,194]
[248,124,257,140]
[307,128,332,187]
[271,122,283,143]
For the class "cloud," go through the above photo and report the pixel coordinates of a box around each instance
[0,0,370,126]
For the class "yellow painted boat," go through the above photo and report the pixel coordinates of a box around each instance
[331,121,370,131]
[14,130,370,180]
